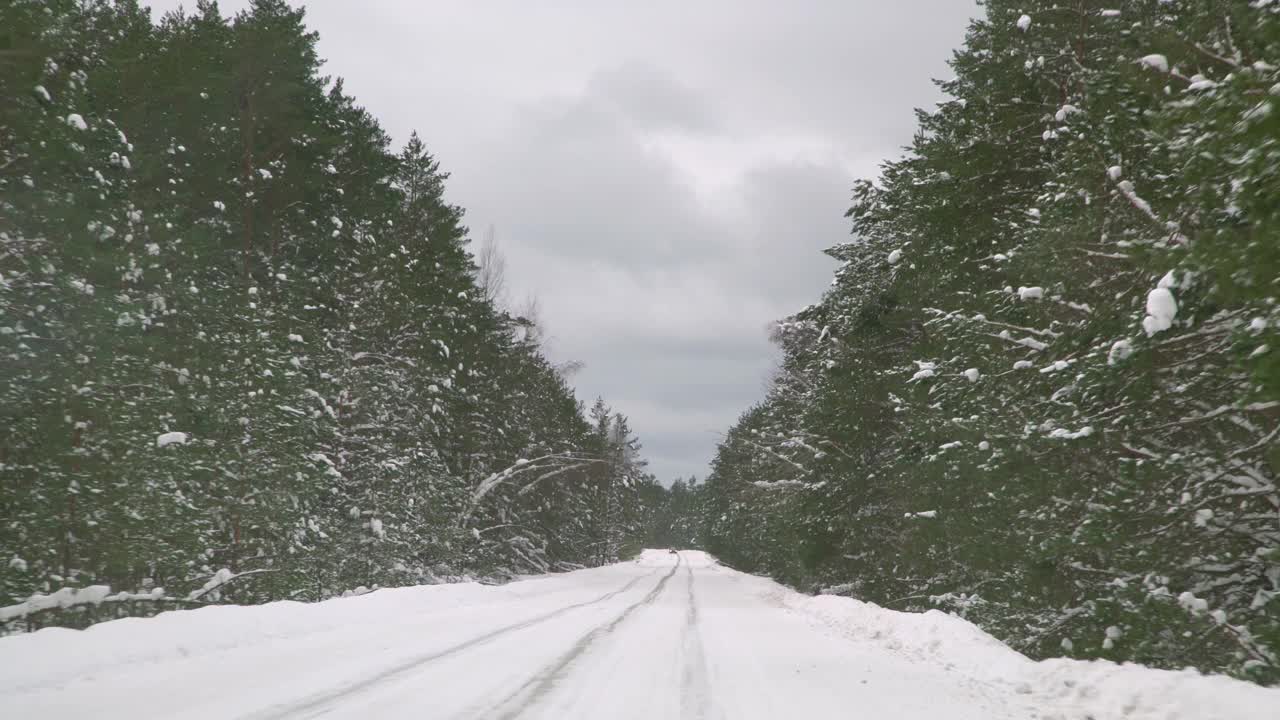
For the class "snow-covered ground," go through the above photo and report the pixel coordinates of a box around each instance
[1,550,1275,719]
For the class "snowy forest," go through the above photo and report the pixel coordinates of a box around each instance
[690,0,1280,684]
[2,0,1278,693]
[1,0,664,629]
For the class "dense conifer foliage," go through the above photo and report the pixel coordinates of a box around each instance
[700,0,1279,683]
[1,0,660,628]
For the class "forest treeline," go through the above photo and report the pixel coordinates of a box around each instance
[0,0,663,628]
[689,0,1280,684]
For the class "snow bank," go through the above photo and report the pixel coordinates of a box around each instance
[0,580,507,694]
[1031,658,1277,720]
[785,589,1278,720]
[788,592,1024,674]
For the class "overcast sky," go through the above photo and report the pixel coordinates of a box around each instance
[150,0,979,484]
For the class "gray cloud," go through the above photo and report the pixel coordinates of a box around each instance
[585,61,719,134]
[147,0,979,482]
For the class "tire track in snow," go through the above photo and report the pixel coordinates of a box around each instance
[679,556,716,720]
[243,568,664,720]
[470,554,684,720]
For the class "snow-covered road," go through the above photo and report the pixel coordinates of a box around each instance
[2,550,1276,719]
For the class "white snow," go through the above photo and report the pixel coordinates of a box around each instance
[1016,14,1031,32]
[190,568,236,601]
[1194,508,1215,527]
[1186,75,1218,92]
[1039,360,1070,374]
[1017,286,1044,301]
[1117,180,1154,217]
[1143,287,1178,336]
[1140,54,1170,73]
[909,361,936,382]
[1108,165,1123,181]
[904,510,939,519]
[887,249,903,265]
[1015,336,1049,351]
[34,85,51,103]
[0,585,116,623]
[1047,425,1094,440]
[66,113,88,131]
[1054,104,1079,122]
[155,431,189,448]
[1108,339,1134,365]
[0,551,1275,720]
[1178,591,1210,615]
[962,368,980,383]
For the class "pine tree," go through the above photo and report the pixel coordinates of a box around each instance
[2,0,659,629]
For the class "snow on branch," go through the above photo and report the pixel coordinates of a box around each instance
[460,454,608,524]
[1141,401,1278,432]
[0,586,188,624]
[187,568,278,602]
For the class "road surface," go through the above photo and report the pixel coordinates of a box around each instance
[1,551,1275,719]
